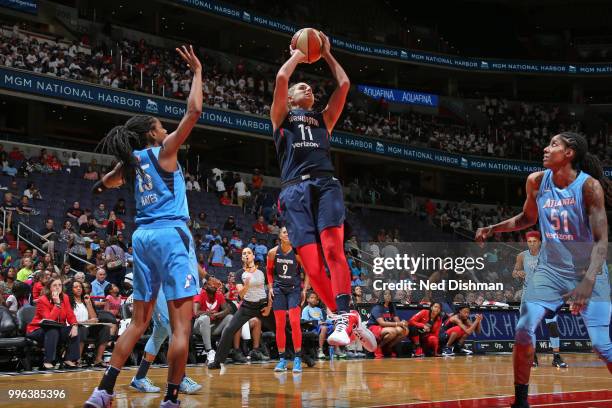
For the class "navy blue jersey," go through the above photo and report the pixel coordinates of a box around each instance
[133,146,189,226]
[367,303,396,326]
[273,109,334,182]
[273,247,301,288]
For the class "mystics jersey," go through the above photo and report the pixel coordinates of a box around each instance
[133,146,189,226]
[536,169,605,278]
[367,304,396,326]
[520,250,539,286]
[273,109,335,182]
[273,247,301,289]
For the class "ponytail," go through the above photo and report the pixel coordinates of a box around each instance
[559,131,612,209]
[96,115,155,185]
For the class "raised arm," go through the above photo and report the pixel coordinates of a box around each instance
[320,32,350,134]
[476,171,542,241]
[94,162,125,193]
[159,45,203,168]
[270,49,306,132]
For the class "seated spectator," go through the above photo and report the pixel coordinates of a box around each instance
[8,180,19,197]
[440,305,482,356]
[196,212,208,232]
[267,219,280,235]
[79,217,98,240]
[1,192,17,232]
[225,272,239,301]
[193,277,233,363]
[1,265,16,292]
[17,195,39,216]
[74,272,86,284]
[1,152,17,176]
[186,175,201,192]
[102,211,125,237]
[301,292,330,359]
[223,247,233,267]
[23,183,43,200]
[31,270,51,303]
[208,240,225,267]
[219,191,233,206]
[68,152,80,167]
[352,286,364,304]
[104,236,126,286]
[0,243,12,268]
[78,208,94,226]
[26,278,80,369]
[66,201,83,220]
[16,256,34,282]
[254,239,268,264]
[69,280,111,367]
[367,290,408,358]
[223,215,240,231]
[113,198,127,216]
[121,273,133,297]
[91,267,110,299]
[93,203,108,224]
[251,168,263,191]
[247,236,258,251]
[85,264,97,284]
[83,165,99,181]
[252,216,267,234]
[103,283,122,318]
[229,230,243,252]
[8,147,24,162]
[408,302,444,357]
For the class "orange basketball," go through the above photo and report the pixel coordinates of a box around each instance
[290,28,322,63]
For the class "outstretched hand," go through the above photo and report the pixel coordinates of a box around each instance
[176,45,202,73]
[289,46,308,64]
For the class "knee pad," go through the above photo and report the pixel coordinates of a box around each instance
[546,321,560,338]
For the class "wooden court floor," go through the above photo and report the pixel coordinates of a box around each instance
[0,353,610,407]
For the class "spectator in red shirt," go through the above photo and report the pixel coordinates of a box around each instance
[225,272,239,301]
[32,270,51,303]
[193,278,233,363]
[252,215,267,234]
[26,278,80,369]
[408,302,444,356]
[219,191,232,206]
[8,147,24,162]
[251,168,263,191]
[425,199,436,225]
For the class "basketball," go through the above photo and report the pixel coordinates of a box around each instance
[291,28,323,63]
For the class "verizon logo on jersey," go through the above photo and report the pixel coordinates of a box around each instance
[545,232,575,241]
[292,141,319,148]
[289,115,320,127]
[542,197,576,208]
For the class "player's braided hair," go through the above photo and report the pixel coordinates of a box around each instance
[559,132,612,209]
[97,115,156,185]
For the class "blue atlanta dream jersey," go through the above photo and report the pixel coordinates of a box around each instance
[536,169,606,278]
[273,108,335,182]
[132,146,189,226]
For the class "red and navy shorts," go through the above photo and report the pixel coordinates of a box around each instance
[278,177,345,248]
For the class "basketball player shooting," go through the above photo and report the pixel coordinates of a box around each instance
[270,29,376,351]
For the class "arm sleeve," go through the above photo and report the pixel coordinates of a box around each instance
[266,257,274,286]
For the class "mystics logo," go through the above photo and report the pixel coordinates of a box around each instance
[146,99,158,114]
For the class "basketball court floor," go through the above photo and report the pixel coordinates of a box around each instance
[0,354,610,407]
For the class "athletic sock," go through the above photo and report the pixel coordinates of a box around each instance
[135,359,151,380]
[99,366,120,394]
[164,382,180,403]
[515,384,528,403]
[336,294,351,314]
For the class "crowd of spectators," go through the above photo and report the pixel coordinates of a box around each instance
[2,23,609,164]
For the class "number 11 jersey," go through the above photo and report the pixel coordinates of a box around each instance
[273,109,335,183]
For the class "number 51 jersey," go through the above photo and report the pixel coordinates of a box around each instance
[133,146,189,226]
[273,108,335,183]
[536,169,605,278]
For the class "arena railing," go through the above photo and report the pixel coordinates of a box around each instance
[16,221,92,275]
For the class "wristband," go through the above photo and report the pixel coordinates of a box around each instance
[92,180,108,194]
